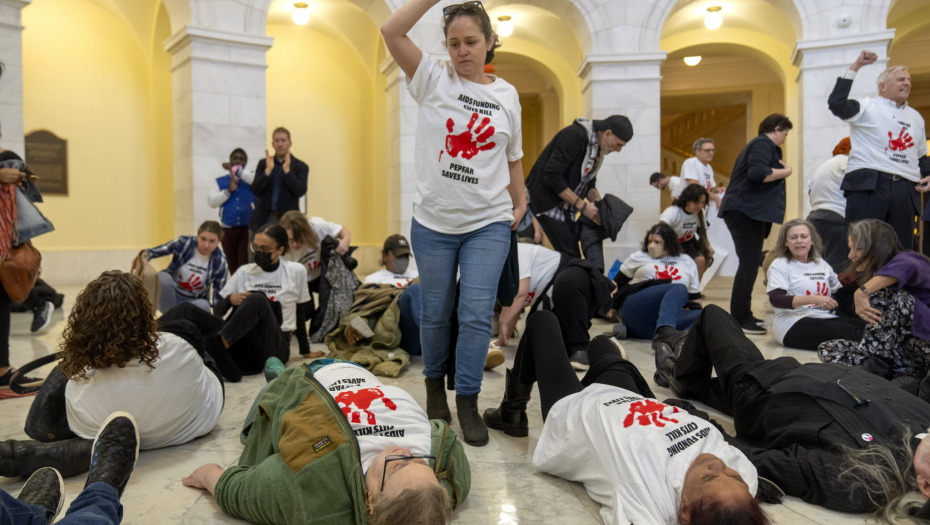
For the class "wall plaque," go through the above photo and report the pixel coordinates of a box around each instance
[24,130,68,195]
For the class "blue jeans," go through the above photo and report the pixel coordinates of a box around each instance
[620,283,701,339]
[397,283,422,355]
[1,482,122,525]
[157,271,211,314]
[15,188,54,243]
[411,218,511,396]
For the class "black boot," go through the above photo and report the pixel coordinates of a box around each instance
[483,369,532,437]
[653,338,696,399]
[424,377,451,423]
[455,394,489,447]
[0,438,93,478]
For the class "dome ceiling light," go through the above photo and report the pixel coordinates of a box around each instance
[704,6,722,30]
[293,2,310,25]
[497,16,513,37]
[684,56,702,66]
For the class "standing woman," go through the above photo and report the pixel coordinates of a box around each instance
[718,114,793,335]
[382,0,527,446]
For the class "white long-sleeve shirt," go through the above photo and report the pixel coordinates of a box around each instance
[208,169,256,227]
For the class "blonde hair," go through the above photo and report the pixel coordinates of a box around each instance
[762,219,823,274]
[279,210,319,248]
[878,66,909,91]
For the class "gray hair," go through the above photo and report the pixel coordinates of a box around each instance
[837,428,930,524]
[693,138,714,153]
[878,66,909,91]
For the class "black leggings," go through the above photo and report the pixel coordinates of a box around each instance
[551,266,600,356]
[512,310,654,420]
[294,280,319,355]
[782,316,866,351]
[723,210,771,323]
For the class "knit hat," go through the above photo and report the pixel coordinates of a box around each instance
[593,115,634,142]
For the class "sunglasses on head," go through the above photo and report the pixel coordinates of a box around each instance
[443,1,484,17]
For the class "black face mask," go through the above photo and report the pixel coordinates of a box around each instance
[254,251,275,270]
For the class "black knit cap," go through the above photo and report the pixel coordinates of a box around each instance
[593,115,634,142]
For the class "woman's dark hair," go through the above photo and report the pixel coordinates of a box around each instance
[60,271,160,380]
[642,223,682,258]
[649,172,666,185]
[846,219,903,283]
[683,496,772,525]
[198,220,224,241]
[256,223,290,255]
[442,4,501,65]
[674,184,709,211]
[758,114,793,134]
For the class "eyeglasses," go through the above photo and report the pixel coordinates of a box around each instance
[381,454,436,491]
[249,243,276,254]
[701,148,716,153]
[443,1,483,17]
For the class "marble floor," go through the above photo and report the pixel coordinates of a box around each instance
[0,275,873,524]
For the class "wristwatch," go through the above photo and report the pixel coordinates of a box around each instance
[858,284,869,294]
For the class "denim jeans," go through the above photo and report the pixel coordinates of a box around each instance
[1,482,122,525]
[411,218,511,396]
[15,188,54,243]
[620,283,701,339]
[397,283,422,356]
[157,271,211,314]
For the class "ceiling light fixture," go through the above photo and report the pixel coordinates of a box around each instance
[293,2,310,25]
[704,6,722,30]
[497,16,513,37]
[684,56,702,66]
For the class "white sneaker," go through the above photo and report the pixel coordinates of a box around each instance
[485,342,505,370]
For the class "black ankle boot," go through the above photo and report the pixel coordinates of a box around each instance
[456,394,489,447]
[424,377,451,423]
[653,342,695,399]
[483,369,532,437]
[0,438,93,478]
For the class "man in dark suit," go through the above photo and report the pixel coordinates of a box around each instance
[250,127,309,232]
[654,305,930,514]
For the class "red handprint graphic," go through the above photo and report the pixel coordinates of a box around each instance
[335,387,397,425]
[805,281,829,297]
[654,264,681,281]
[887,127,914,152]
[678,232,693,243]
[443,113,496,160]
[623,399,680,428]
[178,274,203,293]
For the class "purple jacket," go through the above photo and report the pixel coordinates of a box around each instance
[877,252,930,340]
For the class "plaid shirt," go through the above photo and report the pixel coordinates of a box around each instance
[146,236,228,305]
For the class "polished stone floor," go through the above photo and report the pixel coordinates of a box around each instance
[0,276,872,524]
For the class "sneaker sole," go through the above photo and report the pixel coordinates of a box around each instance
[742,328,767,335]
[92,412,141,467]
[570,361,590,371]
[21,467,64,523]
[484,349,505,370]
[31,302,54,333]
[609,338,628,360]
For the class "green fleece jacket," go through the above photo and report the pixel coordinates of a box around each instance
[215,366,470,525]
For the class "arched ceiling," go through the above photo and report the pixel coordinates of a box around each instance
[486,4,583,69]
[887,0,930,43]
[661,0,797,49]
[82,0,165,58]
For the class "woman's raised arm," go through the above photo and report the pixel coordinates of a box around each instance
[381,0,441,79]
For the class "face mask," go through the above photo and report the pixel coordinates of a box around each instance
[647,242,665,259]
[391,256,410,275]
[254,251,275,270]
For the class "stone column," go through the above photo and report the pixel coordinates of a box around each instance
[381,57,418,241]
[579,52,666,266]
[792,31,895,217]
[164,26,273,236]
[0,0,29,157]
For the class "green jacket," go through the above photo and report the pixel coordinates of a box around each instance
[215,366,470,525]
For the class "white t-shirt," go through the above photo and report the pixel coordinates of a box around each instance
[659,206,701,243]
[534,384,758,525]
[65,333,223,450]
[283,217,344,282]
[842,71,928,182]
[363,268,419,287]
[680,157,715,191]
[620,251,700,294]
[407,53,523,234]
[220,261,311,332]
[808,154,848,217]
[517,243,562,308]
[668,176,685,199]
[766,257,842,344]
[316,363,431,473]
[175,250,211,299]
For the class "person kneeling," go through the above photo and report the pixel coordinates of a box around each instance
[183,358,470,525]
[484,310,766,525]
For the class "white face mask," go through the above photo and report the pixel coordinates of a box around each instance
[390,256,410,275]
[647,242,665,259]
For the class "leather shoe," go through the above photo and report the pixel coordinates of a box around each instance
[653,341,695,399]
[425,377,452,423]
[0,438,93,479]
[85,412,139,497]
[18,467,64,523]
[483,369,532,437]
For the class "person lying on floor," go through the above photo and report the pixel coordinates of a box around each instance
[654,305,930,518]
[482,310,765,525]
[496,242,616,371]
[182,357,470,525]
[763,218,866,350]
[0,271,223,480]
[612,223,702,347]
[160,223,310,383]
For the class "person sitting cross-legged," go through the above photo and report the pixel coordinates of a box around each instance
[483,310,767,525]
[182,357,470,525]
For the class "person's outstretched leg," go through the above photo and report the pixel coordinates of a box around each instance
[219,294,284,376]
[397,284,422,355]
[620,285,671,339]
[157,271,178,314]
[551,266,599,368]
[723,211,765,326]
[5,467,64,524]
[582,336,656,399]
[56,483,122,525]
